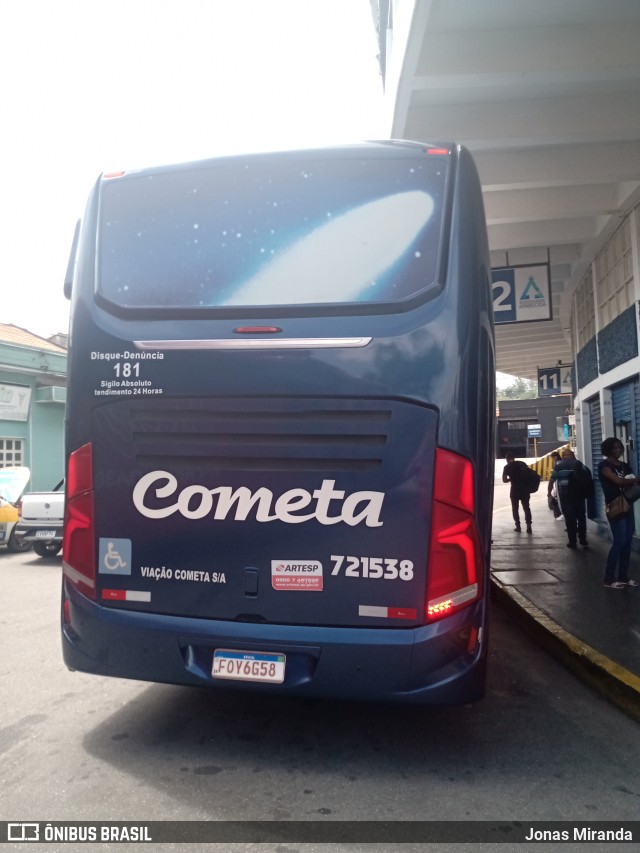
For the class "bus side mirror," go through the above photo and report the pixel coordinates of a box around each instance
[64,220,81,300]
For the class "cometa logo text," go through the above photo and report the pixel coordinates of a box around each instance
[132,472,385,527]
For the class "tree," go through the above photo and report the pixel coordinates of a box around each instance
[497,377,538,400]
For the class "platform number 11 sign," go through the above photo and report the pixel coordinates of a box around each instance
[538,366,572,396]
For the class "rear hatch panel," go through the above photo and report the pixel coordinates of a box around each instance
[92,396,437,627]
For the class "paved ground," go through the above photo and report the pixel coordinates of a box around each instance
[491,467,640,722]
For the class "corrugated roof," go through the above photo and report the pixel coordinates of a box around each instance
[0,323,67,353]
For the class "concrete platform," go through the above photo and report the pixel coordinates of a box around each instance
[490,473,640,722]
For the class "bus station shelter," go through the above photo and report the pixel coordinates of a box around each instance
[373,0,640,528]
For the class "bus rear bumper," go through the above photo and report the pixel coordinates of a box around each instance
[61,584,487,705]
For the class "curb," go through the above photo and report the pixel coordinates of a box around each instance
[490,576,640,723]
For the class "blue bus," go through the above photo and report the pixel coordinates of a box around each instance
[62,141,495,704]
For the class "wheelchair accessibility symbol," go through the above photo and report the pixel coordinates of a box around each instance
[99,538,132,575]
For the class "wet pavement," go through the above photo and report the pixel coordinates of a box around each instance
[491,470,640,722]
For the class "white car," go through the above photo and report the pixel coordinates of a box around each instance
[14,478,65,558]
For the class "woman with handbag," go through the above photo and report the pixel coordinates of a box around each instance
[598,437,640,588]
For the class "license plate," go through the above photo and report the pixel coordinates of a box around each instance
[35,530,56,538]
[212,649,286,684]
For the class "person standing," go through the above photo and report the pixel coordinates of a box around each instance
[502,451,532,533]
[598,437,640,589]
[548,448,588,549]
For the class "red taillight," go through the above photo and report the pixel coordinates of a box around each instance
[67,442,93,498]
[433,448,475,513]
[63,443,96,599]
[426,449,483,622]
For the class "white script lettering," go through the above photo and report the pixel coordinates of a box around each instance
[132,472,384,527]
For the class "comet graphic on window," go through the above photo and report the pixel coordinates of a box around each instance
[222,190,434,305]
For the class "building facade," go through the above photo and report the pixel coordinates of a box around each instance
[497,396,572,460]
[572,204,640,525]
[0,324,67,491]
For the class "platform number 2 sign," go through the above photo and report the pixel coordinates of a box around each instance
[491,264,551,325]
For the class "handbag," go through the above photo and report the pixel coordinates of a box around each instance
[605,493,631,522]
[547,494,562,519]
[623,478,640,503]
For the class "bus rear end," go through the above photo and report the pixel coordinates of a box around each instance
[62,141,494,703]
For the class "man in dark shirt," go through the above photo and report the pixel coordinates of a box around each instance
[548,448,587,549]
[502,452,532,533]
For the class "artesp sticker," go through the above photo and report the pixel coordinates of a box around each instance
[271,560,323,591]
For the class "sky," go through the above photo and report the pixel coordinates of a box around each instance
[1,0,517,387]
[1,0,388,339]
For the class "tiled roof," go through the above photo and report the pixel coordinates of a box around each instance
[0,323,67,353]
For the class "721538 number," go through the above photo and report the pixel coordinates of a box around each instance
[330,555,414,580]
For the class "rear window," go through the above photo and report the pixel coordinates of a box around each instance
[97,153,448,310]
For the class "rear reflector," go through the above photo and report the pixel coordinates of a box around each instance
[426,449,482,622]
[102,589,151,602]
[467,625,480,652]
[358,605,417,620]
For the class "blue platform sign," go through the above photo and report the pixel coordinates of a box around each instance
[492,264,551,325]
[538,365,573,397]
